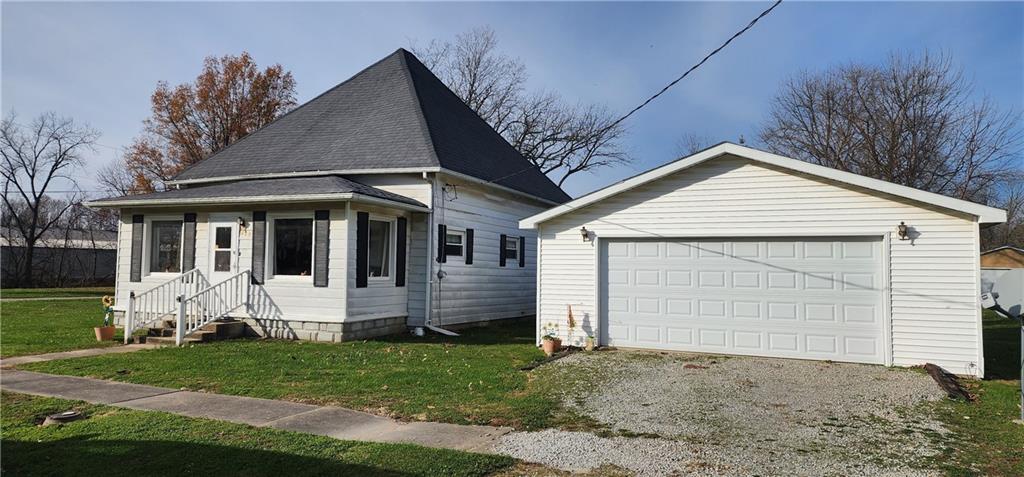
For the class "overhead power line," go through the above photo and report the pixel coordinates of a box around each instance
[487,0,784,187]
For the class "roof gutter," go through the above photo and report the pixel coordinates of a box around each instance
[163,167,564,207]
[165,167,443,187]
[84,192,430,213]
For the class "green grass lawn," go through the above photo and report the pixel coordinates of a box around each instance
[22,319,564,429]
[923,310,1023,476]
[0,392,514,477]
[1,299,126,358]
[1,287,114,299]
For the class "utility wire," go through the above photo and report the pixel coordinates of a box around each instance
[487,0,783,187]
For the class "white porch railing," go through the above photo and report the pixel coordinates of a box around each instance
[125,269,205,344]
[176,270,250,345]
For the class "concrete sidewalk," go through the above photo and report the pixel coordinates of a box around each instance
[1,370,511,453]
[0,344,159,367]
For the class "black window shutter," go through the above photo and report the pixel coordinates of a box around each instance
[313,210,329,287]
[465,228,474,265]
[519,236,526,267]
[436,224,447,263]
[395,217,407,287]
[356,212,369,288]
[499,234,507,267]
[181,213,197,272]
[251,211,266,284]
[130,214,144,282]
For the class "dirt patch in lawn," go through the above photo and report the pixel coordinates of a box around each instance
[498,351,949,476]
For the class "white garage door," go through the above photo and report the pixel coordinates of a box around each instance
[601,238,885,364]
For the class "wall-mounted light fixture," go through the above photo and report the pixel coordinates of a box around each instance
[897,222,909,240]
[580,227,590,242]
[237,217,248,229]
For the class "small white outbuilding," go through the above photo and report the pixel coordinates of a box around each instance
[520,143,1006,377]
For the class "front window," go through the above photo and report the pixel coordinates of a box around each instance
[445,231,464,257]
[274,218,313,276]
[149,220,183,273]
[505,237,519,261]
[368,219,392,278]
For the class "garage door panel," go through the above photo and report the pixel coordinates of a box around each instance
[601,238,885,364]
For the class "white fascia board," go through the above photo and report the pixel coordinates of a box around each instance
[520,143,1007,228]
[85,193,430,213]
[165,167,442,186]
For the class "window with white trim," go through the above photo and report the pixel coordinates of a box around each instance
[504,236,519,261]
[445,230,464,257]
[149,220,183,273]
[368,219,392,279]
[273,218,313,276]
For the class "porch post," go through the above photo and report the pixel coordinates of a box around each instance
[175,293,186,346]
[125,291,136,345]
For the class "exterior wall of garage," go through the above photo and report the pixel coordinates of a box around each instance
[537,155,984,377]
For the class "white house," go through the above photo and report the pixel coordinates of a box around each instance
[520,143,1006,377]
[88,49,570,343]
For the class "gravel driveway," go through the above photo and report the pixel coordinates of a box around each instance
[496,352,948,476]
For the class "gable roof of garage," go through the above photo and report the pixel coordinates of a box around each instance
[520,142,1007,228]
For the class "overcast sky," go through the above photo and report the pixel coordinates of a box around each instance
[3,1,1022,198]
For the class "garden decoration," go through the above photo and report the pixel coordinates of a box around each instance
[541,321,561,356]
[566,304,577,346]
[94,296,116,341]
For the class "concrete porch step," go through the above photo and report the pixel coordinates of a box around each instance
[136,320,247,347]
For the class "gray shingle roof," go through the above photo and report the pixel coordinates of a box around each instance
[171,49,570,204]
[89,176,426,208]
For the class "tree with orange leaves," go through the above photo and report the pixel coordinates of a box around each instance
[106,52,296,193]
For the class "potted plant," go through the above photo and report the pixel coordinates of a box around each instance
[94,296,115,342]
[541,322,561,356]
[585,335,596,352]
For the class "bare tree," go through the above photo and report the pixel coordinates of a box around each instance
[416,27,526,136]
[414,27,630,187]
[1,112,98,286]
[982,182,1024,250]
[759,52,1022,204]
[675,133,715,157]
[96,156,137,196]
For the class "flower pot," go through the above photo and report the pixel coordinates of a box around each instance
[585,338,596,352]
[541,338,562,356]
[94,326,115,342]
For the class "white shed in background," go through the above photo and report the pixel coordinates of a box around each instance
[521,143,1006,377]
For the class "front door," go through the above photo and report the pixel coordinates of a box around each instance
[208,215,239,282]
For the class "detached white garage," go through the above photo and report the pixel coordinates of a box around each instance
[520,143,1005,377]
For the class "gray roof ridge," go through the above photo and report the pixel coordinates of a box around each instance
[170,49,414,182]
[395,49,443,168]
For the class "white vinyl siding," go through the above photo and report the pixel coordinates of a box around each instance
[426,176,547,327]
[406,213,430,326]
[537,156,983,376]
[115,207,348,324]
[346,205,410,320]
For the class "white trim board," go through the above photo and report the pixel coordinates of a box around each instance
[86,193,430,213]
[520,143,1007,228]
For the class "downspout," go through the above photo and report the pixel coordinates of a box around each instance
[422,172,434,329]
